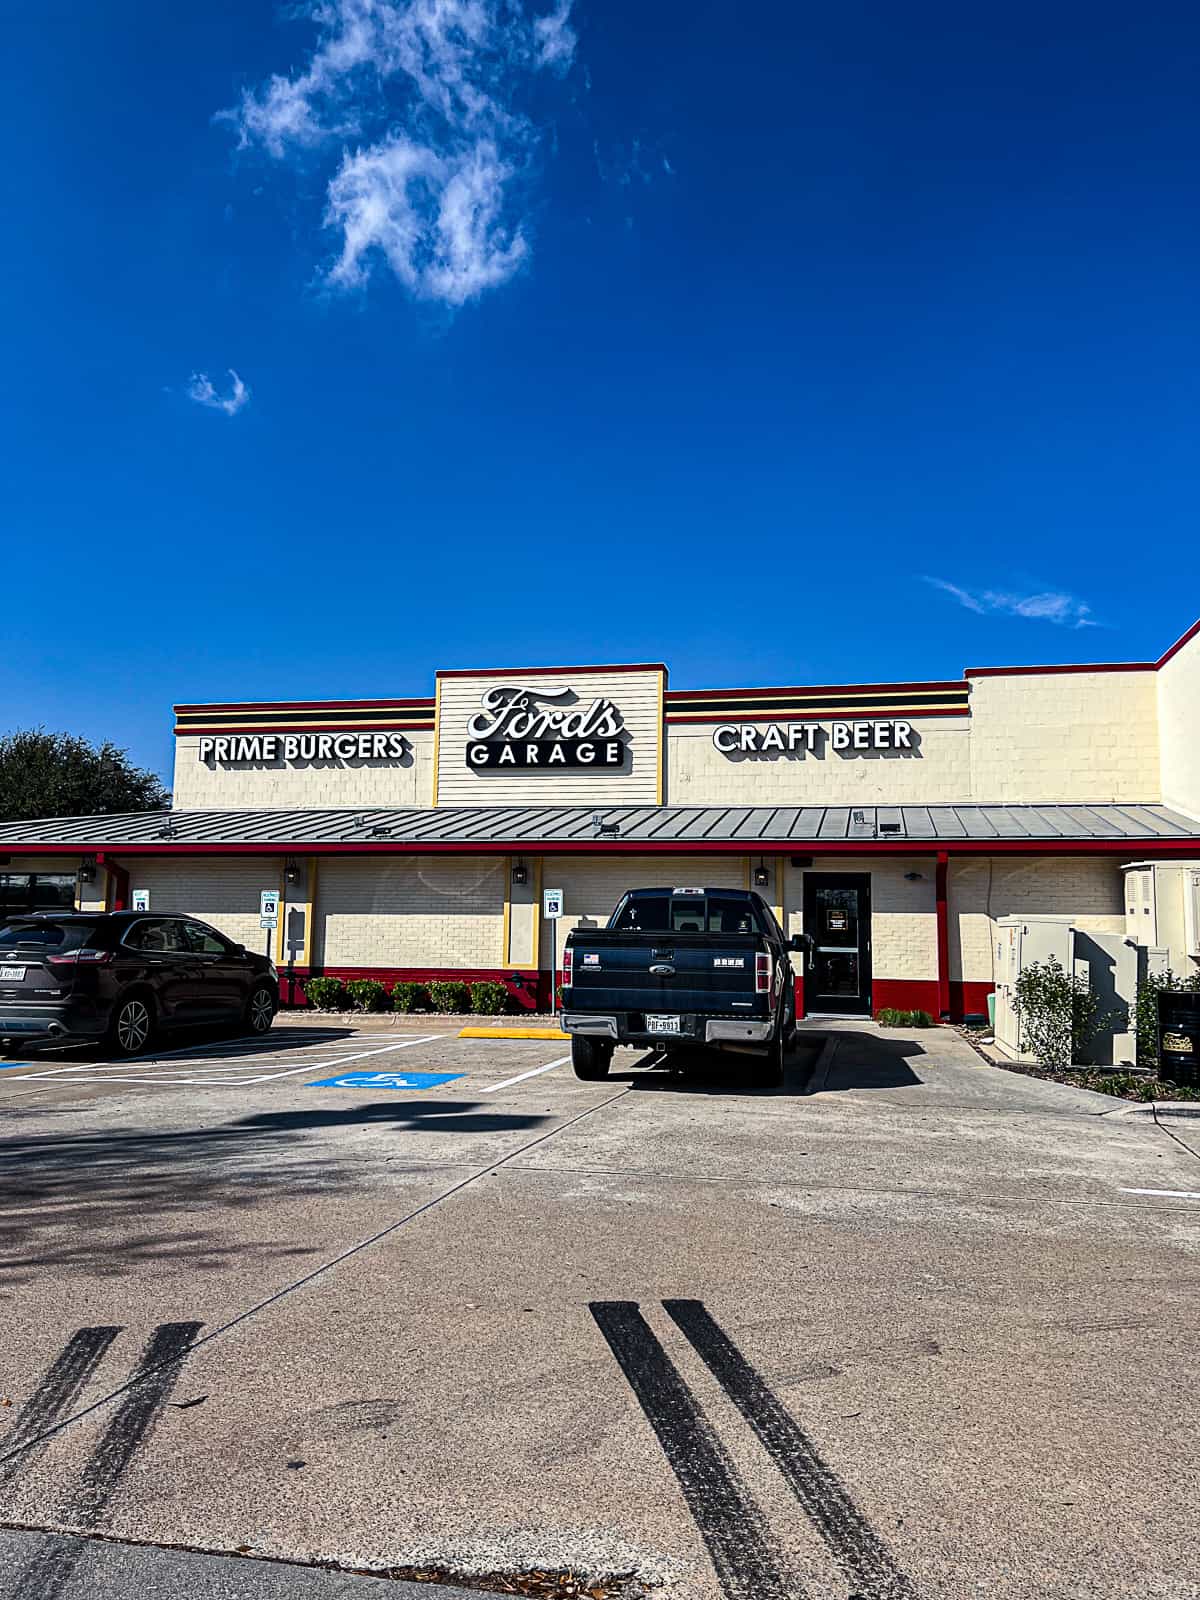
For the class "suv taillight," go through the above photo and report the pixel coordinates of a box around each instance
[755,951,771,994]
[48,949,113,968]
[562,946,573,985]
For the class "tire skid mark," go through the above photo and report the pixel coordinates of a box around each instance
[590,1300,810,1600]
[0,1327,121,1489]
[9,1321,202,1600]
[664,1299,916,1600]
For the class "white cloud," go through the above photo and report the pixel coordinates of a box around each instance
[924,578,1099,629]
[187,370,250,417]
[224,0,576,306]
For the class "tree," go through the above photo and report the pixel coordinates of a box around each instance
[0,730,170,823]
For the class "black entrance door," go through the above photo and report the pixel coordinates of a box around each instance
[802,874,872,1016]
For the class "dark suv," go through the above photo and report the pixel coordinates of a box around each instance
[0,912,279,1056]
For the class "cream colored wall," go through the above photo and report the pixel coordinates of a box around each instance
[317,855,504,969]
[171,732,435,811]
[669,722,972,806]
[539,853,751,967]
[1158,630,1200,819]
[435,669,664,807]
[948,856,1126,984]
[781,855,937,982]
[122,857,281,950]
[966,671,1159,803]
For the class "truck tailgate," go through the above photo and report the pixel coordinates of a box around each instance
[567,933,767,1015]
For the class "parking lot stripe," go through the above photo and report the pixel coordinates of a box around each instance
[1120,1187,1200,1199]
[481,1055,572,1093]
[664,1299,916,1600]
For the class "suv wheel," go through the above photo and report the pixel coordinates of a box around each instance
[108,994,155,1057]
[244,984,276,1036]
[571,1036,612,1080]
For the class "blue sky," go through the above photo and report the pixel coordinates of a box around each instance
[3,1,1197,782]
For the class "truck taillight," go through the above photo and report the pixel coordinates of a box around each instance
[755,951,771,993]
[562,946,573,984]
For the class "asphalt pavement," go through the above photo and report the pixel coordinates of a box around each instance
[1,1019,1198,1600]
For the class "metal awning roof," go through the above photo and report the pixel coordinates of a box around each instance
[1,802,1198,853]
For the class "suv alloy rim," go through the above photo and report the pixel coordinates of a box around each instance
[250,989,273,1031]
[118,999,150,1052]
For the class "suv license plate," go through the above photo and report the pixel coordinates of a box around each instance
[647,1014,682,1035]
[0,966,26,981]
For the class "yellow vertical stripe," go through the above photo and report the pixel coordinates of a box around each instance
[431,676,443,806]
[501,855,512,965]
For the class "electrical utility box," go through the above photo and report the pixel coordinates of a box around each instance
[994,915,1143,1066]
[1123,861,1200,971]
[993,916,1076,1060]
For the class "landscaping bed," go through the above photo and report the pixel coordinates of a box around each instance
[982,1051,1200,1102]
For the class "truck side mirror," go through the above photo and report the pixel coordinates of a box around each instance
[788,933,812,954]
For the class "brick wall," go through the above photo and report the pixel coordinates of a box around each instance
[1158,628,1200,819]
[948,856,1125,984]
[317,856,505,969]
[122,857,281,949]
[967,671,1159,803]
[172,731,435,811]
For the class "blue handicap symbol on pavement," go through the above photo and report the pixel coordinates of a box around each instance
[307,1070,465,1091]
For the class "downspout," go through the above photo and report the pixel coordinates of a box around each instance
[96,851,129,912]
[935,850,950,1022]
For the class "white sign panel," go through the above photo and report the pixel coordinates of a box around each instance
[131,889,150,912]
[543,888,564,919]
[260,890,280,929]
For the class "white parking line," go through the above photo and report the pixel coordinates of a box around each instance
[0,1035,446,1089]
[481,1055,572,1093]
[1120,1187,1200,1199]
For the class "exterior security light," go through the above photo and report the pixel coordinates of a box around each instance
[904,871,924,882]
[78,856,97,884]
[753,864,770,888]
[285,859,301,886]
[512,862,528,885]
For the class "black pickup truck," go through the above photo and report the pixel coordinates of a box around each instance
[560,885,807,1086]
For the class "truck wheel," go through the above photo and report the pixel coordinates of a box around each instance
[750,1030,785,1090]
[572,1036,612,1080]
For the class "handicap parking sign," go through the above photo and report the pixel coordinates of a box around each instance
[307,1070,464,1091]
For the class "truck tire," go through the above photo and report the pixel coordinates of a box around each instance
[572,1036,612,1080]
[750,1028,785,1090]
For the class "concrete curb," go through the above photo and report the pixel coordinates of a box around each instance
[1110,1101,1200,1119]
[801,1033,839,1095]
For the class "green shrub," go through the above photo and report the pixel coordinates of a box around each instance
[428,979,471,1014]
[391,981,429,1013]
[470,980,508,1015]
[345,978,388,1013]
[304,976,347,1011]
[1013,956,1107,1069]
[1135,967,1200,1068]
[875,1007,935,1028]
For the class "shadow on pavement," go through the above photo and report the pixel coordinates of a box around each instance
[0,1100,547,1285]
[609,1040,823,1097]
[3,1025,360,1068]
[815,1032,927,1093]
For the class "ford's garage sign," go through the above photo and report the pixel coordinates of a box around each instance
[466,685,626,769]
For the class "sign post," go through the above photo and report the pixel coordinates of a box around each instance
[259,889,280,962]
[543,888,563,1017]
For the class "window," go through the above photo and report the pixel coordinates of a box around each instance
[183,922,229,956]
[124,919,187,954]
[608,891,764,936]
[0,920,96,954]
[0,874,76,922]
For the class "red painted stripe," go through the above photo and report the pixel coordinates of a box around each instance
[665,706,967,723]
[935,850,950,1022]
[174,697,436,713]
[436,663,668,679]
[173,722,435,737]
[1157,617,1200,667]
[949,980,994,1020]
[871,978,941,1017]
[6,837,1198,858]
[665,680,967,701]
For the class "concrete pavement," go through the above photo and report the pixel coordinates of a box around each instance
[1,1021,1199,1600]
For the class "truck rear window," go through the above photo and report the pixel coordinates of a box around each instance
[609,893,762,935]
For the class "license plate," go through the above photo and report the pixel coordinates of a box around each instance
[0,966,26,981]
[647,1014,682,1035]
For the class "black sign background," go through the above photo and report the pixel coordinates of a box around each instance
[468,739,625,769]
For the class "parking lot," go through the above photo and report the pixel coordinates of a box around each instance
[2,1019,1200,1600]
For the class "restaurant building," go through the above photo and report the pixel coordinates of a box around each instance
[2,618,1198,1019]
